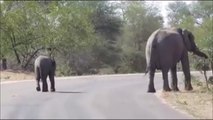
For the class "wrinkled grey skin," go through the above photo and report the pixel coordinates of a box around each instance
[34,55,56,92]
[145,28,208,93]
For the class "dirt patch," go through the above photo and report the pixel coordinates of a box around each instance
[156,79,213,119]
[0,69,34,82]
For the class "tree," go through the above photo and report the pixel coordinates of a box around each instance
[167,1,213,74]
[1,1,97,71]
[89,1,123,73]
[192,1,213,74]
[49,1,98,75]
[167,2,190,25]
[118,1,163,73]
[0,1,53,69]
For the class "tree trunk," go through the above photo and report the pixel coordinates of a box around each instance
[203,70,210,91]
[211,61,213,75]
[23,48,43,69]
[10,32,21,64]
[2,58,7,70]
[13,47,21,64]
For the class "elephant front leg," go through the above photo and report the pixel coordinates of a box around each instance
[170,66,179,91]
[162,69,171,92]
[148,68,156,93]
[181,53,193,91]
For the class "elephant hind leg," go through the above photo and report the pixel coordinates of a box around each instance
[49,72,55,92]
[162,69,171,92]
[170,66,179,91]
[35,67,41,91]
[41,74,48,92]
[36,86,41,91]
[147,68,156,93]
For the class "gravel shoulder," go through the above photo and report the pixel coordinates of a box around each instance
[156,72,213,119]
[0,70,34,82]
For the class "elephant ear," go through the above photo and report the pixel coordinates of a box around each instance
[182,29,196,51]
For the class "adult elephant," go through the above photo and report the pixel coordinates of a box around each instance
[34,55,56,92]
[145,28,208,93]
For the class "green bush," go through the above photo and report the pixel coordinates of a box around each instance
[56,64,73,76]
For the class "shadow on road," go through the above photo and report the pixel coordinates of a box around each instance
[54,91,85,94]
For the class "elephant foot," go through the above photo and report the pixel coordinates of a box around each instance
[163,87,171,92]
[36,87,41,91]
[42,89,48,92]
[172,86,179,92]
[51,88,55,92]
[148,83,156,93]
[185,84,193,91]
[147,88,156,93]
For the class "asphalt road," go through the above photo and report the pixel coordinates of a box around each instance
[1,72,201,119]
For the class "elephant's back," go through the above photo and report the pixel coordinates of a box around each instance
[34,55,52,67]
[156,29,184,53]
[145,28,185,70]
[156,29,184,66]
[146,28,183,49]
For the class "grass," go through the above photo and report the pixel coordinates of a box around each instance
[0,69,34,81]
[158,75,213,119]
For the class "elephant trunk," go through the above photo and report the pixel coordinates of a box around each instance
[192,48,208,59]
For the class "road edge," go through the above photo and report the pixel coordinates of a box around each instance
[0,73,145,84]
[154,90,195,119]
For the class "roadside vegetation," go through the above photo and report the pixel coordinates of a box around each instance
[0,69,34,81]
[1,1,212,76]
[158,74,213,119]
[0,1,212,119]
[0,1,163,75]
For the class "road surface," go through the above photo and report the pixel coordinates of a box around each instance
[1,73,197,119]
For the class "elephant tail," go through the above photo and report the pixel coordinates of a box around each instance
[145,29,160,76]
[145,66,149,75]
[145,40,157,76]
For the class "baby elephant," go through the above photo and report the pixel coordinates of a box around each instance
[34,55,56,92]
